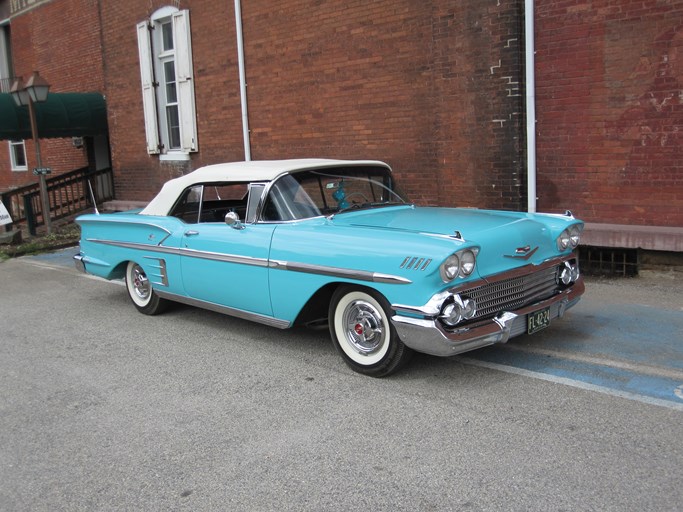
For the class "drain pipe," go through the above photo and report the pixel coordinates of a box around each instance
[234,0,251,161]
[525,0,537,212]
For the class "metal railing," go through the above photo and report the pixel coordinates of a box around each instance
[1,166,114,235]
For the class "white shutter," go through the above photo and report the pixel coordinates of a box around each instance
[172,10,198,152]
[136,20,160,154]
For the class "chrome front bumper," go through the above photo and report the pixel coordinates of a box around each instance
[391,279,584,357]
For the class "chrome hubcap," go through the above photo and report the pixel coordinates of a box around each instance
[342,300,385,354]
[132,265,150,300]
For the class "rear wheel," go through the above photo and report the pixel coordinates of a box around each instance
[125,261,167,315]
[329,286,412,377]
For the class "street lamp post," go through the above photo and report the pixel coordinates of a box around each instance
[10,71,52,235]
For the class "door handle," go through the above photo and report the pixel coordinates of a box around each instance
[184,230,199,236]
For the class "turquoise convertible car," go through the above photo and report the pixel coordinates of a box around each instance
[75,159,584,377]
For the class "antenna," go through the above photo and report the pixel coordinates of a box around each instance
[87,180,100,215]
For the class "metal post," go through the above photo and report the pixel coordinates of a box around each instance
[26,98,52,234]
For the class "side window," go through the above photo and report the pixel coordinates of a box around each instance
[136,8,197,158]
[170,185,202,223]
[199,184,248,223]
[170,183,250,224]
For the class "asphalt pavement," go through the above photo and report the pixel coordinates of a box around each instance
[1,248,682,511]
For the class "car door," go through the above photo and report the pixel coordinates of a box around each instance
[176,183,275,316]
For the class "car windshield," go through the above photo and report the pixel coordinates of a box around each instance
[261,166,411,221]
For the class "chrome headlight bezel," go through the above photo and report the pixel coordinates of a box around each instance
[439,248,479,283]
[439,294,477,327]
[557,224,583,252]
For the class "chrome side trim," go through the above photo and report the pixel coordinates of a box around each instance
[269,260,412,285]
[143,257,169,286]
[155,290,291,329]
[400,256,432,271]
[88,239,269,267]
[178,247,270,267]
[87,239,410,284]
[87,239,181,254]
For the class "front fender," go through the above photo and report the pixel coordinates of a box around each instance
[267,219,470,321]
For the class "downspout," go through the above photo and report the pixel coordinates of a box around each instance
[234,0,251,161]
[525,0,536,212]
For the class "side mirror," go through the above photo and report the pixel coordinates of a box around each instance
[225,211,245,230]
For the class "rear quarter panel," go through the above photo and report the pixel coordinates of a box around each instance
[76,213,186,296]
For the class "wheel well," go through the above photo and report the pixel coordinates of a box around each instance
[110,261,128,280]
[293,283,337,326]
[293,283,387,327]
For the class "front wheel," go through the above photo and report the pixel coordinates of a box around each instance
[125,261,168,315]
[329,286,412,377]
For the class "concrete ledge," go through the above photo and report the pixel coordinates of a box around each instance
[0,229,22,245]
[582,223,683,252]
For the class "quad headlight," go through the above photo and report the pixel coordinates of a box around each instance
[557,224,583,251]
[439,248,479,283]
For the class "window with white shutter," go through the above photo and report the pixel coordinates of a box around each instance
[136,7,198,159]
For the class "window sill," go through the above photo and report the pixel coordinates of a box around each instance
[160,152,190,162]
[11,168,28,172]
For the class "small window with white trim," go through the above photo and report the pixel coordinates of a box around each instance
[9,140,27,171]
[136,7,198,159]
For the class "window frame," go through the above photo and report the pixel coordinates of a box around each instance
[136,8,198,159]
[8,140,27,171]
[170,183,253,224]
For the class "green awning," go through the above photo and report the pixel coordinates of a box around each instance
[0,92,108,140]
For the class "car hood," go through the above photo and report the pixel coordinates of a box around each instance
[332,205,577,271]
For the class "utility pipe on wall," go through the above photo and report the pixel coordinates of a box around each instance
[234,0,251,161]
[525,0,537,213]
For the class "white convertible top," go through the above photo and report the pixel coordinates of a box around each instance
[140,158,389,216]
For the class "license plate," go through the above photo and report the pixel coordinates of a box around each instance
[527,307,551,335]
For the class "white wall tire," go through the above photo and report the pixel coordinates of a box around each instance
[125,261,167,315]
[329,286,412,377]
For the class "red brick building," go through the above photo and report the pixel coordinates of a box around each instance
[1,0,682,253]
[0,0,107,190]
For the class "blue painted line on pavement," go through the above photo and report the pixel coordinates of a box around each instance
[24,247,79,268]
[468,346,683,406]
[532,305,683,372]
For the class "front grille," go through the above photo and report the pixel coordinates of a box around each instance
[463,266,560,321]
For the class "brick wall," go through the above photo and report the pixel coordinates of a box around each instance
[0,0,104,191]
[99,0,525,208]
[4,1,682,232]
[431,0,525,210]
[535,0,683,227]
